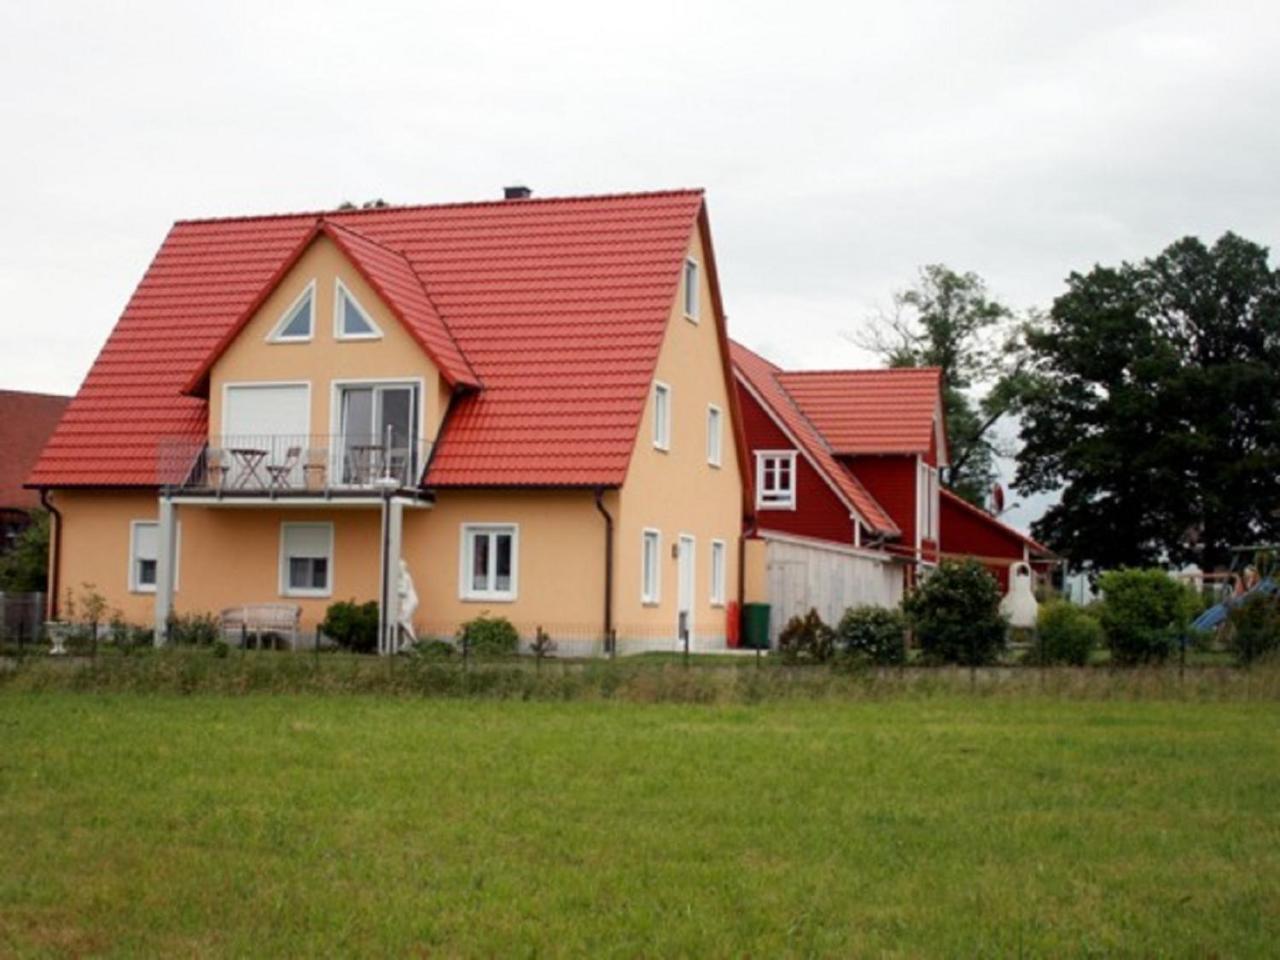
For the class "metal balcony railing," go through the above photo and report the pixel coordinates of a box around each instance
[160,434,431,495]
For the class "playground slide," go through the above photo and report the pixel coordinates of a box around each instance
[1191,577,1278,631]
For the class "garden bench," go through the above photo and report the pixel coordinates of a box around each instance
[219,604,301,650]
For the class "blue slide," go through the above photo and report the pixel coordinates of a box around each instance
[1191,577,1279,631]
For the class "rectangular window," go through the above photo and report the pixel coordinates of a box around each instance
[653,381,671,451]
[918,462,940,541]
[280,523,333,597]
[683,258,699,321]
[461,524,518,601]
[129,520,180,593]
[756,451,797,509]
[706,405,723,467]
[641,529,661,604]
[710,539,726,606]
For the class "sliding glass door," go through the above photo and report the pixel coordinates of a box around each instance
[338,383,418,485]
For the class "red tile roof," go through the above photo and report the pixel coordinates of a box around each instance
[775,367,943,455]
[1,390,69,509]
[29,190,706,487]
[730,342,900,537]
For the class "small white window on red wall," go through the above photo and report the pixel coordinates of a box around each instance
[756,451,797,509]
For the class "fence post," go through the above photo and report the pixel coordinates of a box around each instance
[680,612,690,669]
[240,622,247,659]
[91,618,98,660]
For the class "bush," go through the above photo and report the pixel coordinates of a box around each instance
[411,639,456,659]
[836,606,907,666]
[1097,569,1200,665]
[778,609,836,664]
[1033,601,1101,666]
[457,614,519,656]
[904,560,1006,666]
[1226,593,1280,665]
[168,612,220,646]
[320,600,379,654]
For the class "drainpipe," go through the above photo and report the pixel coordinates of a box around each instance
[593,487,614,647]
[38,488,61,621]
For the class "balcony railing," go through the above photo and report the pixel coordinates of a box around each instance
[161,434,431,495]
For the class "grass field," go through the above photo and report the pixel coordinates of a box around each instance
[1,693,1278,957]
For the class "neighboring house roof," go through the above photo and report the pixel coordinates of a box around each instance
[29,190,707,488]
[775,367,944,455]
[939,487,1055,560]
[730,341,900,538]
[1,390,69,510]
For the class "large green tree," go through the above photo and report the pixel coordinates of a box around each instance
[858,264,1025,504]
[1015,233,1280,570]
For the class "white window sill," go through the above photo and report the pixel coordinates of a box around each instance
[461,594,517,603]
[757,502,796,511]
[283,589,332,599]
[131,586,157,595]
[684,313,699,324]
[268,336,312,344]
[653,444,670,453]
[641,600,660,608]
[335,333,382,342]
[710,601,726,609]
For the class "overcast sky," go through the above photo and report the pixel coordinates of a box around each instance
[2,1,1277,530]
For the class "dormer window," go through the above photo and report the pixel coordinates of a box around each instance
[268,283,315,342]
[335,279,382,340]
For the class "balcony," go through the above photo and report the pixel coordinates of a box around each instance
[161,434,432,497]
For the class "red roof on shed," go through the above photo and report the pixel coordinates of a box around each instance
[775,367,944,455]
[29,190,706,488]
[1,390,69,509]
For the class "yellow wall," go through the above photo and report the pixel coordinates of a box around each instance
[207,235,447,446]
[613,222,744,644]
[49,488,612,643]
[743,537,768,604]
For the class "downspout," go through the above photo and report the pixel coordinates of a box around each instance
[38,488,60,621]
[593,487,614,646]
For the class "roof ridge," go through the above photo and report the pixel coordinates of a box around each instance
[778,365,944,377]
[0,388,71,400]
[174,188,707,227]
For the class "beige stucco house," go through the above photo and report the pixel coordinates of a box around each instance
[29,189,749,653]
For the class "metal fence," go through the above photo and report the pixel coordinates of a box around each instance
[0,592,44,651]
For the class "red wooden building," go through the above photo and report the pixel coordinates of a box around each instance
[732,341,1053,634]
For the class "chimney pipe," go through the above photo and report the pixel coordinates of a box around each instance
[503,185,532,200]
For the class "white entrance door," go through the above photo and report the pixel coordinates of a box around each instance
[222,384,309,487]
[677,534,695,648]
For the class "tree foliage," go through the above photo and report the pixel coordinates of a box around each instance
[1015,233,1280,570]
[1096,569,1201,665]
[0,510,49,593]
[857,265,1026,504]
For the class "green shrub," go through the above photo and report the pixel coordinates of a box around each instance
[778,609,836,664]
[411,639,456,659]
[168,612,220,646]
[1033,601,1101,666]
[320,600,379,654]
[1097,569,1200,665]
[904,560,1006,666]
[457,614,519,656]
[1226,593,1280,665]
[836,606,907,666]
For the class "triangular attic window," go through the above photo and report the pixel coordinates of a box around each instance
[270,285,314,341]
[337,282,381,339]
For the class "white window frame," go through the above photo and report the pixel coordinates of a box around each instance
[129,520,180,594]
[755,450,798,510]
[710,539,727,607]
[641,528,662,605]
[333,277,384,341]
[683,257,700,322]
[919,462,940,541]
[652,381,672,451]
[278,522,334,598]
[459,523,519,602]
[266,280,316,343]
[706,404,723,467]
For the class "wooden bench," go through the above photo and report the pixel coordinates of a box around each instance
[219,604,302,650]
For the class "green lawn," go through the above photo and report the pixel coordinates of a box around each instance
[1,694,1278,957]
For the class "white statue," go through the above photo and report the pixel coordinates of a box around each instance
[1000,562,1039,629]
[396,559,419,651]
